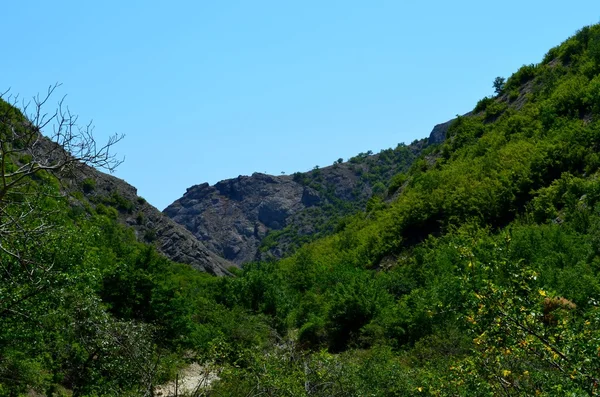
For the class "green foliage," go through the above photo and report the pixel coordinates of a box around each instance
[7,21,600,396]
[82,177,96,193]
[493,76,506,95]
[474,95,494,113]
[136,211,145,225]
[484,99,508,121]
[103,191,134,213]
[144,227,157,242]
[95,202,118,218]
[452,232,600,395]
[325,273,392,351]
[292,171,310,185]
[387,172,408,195]
[207,22,600,395]
[371,181,386,197]
[505,63,537,92]
[348,151,371,163]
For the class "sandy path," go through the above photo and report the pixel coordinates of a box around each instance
[155,363,219,396]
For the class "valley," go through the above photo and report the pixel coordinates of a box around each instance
[2,23,600,396]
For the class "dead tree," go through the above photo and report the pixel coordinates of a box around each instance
[0,83,124,317]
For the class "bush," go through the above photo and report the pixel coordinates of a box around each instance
[103,192,134,213]
[292,172,309,185]
[372,182,386,197]
[484,101,508,121]
[82,178,96,193]
[505,63,537,92]
[388,173,408,195]
[474,96,494,113]
[144,228,157,242]
[136,211,145,225]
[95,203,119,219]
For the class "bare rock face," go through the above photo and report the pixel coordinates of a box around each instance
[428,119,454,145]
[164,140,428,265]
[165,173,305,264]
[427,113,471,145]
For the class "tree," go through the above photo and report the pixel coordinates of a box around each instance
[0,84,123,318]
[493,76,506,95]
[455,239,600,395]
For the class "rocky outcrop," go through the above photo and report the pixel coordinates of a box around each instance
[427,113,472,145]
[165,174,304,264]
[161,116,461,267]
[428,119,454,145]
[164,140,428,265]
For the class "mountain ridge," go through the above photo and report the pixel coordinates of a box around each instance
[74,162,234,275]
[163,132,440,264]
[4,22,600,395]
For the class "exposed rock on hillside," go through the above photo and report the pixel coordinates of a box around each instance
[428,119,454,145]
[75,166,234,275]
[165,174,304,264]
[164,139,431,265]
[427,113,471,145]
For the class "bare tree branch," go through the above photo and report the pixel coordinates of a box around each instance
[0,84,123,318]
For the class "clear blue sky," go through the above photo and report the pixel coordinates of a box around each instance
[2,1,598,209]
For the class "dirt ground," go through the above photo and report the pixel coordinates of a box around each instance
[155,363,219,396]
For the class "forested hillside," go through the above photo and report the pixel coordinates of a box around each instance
[74,164,233,276]
[4,23,600,396]
[203,24,600,395]
[0,91,245,395]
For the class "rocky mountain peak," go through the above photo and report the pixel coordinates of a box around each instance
[163,132,441,265]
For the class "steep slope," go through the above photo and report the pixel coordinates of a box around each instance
[0,96,251,394]
[74,165,234,275]
[2,112,234,276]
[203,24,600,396]
[164,139,427,264]
[5,21,600,397]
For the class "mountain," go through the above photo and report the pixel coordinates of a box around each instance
[21,131,235,275]
[0,96,240,394]
[164,138,430,264]
[74,164,234,275]
[198,24,600,395]
[5,22,600,397]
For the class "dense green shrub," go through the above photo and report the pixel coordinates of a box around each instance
[473,96,493,113]
[82,177,96,193]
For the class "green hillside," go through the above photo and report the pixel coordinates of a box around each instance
[4,23,600,396]
[206,24,600,395]
[0,95,262,395]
